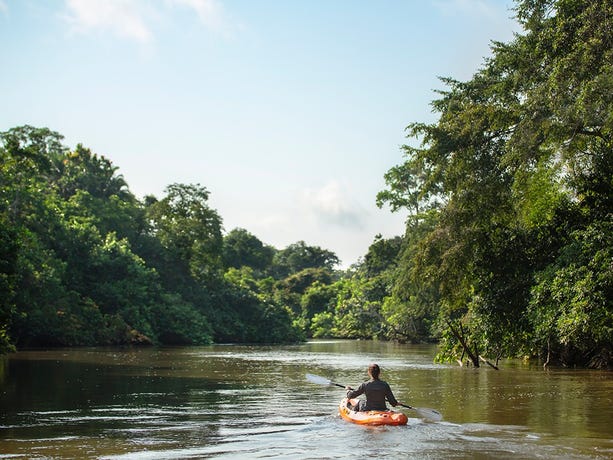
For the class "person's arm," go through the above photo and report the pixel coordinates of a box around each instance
[346,382,365,399]
[385,383,399,407]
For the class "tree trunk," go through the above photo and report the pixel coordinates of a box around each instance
[543,337,551,369]
[447,320,480,367]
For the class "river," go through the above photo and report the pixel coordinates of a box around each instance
[0,340,611,459]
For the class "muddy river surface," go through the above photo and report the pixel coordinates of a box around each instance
[1,340,611,459]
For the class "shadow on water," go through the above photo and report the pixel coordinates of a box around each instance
[1,341,611,459]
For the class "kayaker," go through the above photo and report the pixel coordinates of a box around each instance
[345,363,400,411]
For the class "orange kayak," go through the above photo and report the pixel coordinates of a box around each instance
[339,398,408,426]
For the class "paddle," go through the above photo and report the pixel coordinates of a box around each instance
[305,373,443,421]
[306,373,349,389]
[397,403,443,422]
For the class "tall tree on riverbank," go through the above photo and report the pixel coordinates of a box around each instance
[379,0,612,367]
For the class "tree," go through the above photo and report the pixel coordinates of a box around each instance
[362,234,403,277]
[274,267,333,315]
[271,241,339,278]
[146,183,223,283]
[527,220,612,368]
[222,228,274,273]
[301,281,338,320]
[53,144,142,241]
[219,266,303,343]
[53,144,131,200]
[379,0,612,367]
[0,215,18,352]
[1,126,69,348]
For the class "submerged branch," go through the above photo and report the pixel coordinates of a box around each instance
[447,320,480,367]
[479,355,499,370]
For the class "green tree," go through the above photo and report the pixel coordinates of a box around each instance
[0,125,309,349]
[527,220,612,367]
[0,216,18,352]
[301,281,338,320]
[271,241,339,278]
[1,126,68,348]
[274,267,333,315]
[379,0,612,367]
[362,234,404,277]
[222,228,275,273]
[219,267,303,343]
[146,183,223,284]
[310,311,335,338]
[53,144,131,200]
[53,144,143,242]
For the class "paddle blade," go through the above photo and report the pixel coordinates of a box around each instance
[306,373,332,386]
[413,407,443,422]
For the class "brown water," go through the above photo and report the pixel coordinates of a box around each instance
[0,340,611,459]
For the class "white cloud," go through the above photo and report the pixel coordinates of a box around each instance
[301,181,366,230]
[64,0,153,43]
[0,0,8,15]
[63,0,230,43]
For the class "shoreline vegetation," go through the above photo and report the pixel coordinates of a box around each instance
[1,0,611,368]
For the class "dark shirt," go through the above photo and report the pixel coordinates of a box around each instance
[346,379,398,411]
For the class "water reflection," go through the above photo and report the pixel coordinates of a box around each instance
[1,341,611,459]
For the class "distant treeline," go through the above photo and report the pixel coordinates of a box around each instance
[2,0,611,368]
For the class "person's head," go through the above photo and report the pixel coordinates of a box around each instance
[368,363,381,380]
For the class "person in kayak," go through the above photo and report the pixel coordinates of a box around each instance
[345,363,400,411]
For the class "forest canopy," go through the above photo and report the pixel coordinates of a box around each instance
[1,0,610,368]
[0,125,334,349]
[377,0,612,368]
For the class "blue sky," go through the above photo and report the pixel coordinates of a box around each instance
[0,0,520,267]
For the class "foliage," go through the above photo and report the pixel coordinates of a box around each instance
[376,0,612,368]
[310,311,335,338]
[270,241,339,278]
[0,125,314,349]
[527,220,613,367]
[222,228,275,273]
[274,267,334,316]
[1,2,610,369]
[146,183,223,284]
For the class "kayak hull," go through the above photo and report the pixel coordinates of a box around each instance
[339,398,408,426]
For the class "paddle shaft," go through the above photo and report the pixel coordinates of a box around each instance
[398,403,443,421]
[399,403,416,410]
[333,381,355,391]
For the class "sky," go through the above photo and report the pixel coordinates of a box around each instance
[0,0,521,268]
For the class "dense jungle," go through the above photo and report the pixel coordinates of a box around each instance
[1,0,611,368]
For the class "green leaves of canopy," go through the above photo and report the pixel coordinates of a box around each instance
[0,126,328,348]
[222,228,275,272]
[271,240,339,279]
[146,183,223,282]
[378,0,612,367]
